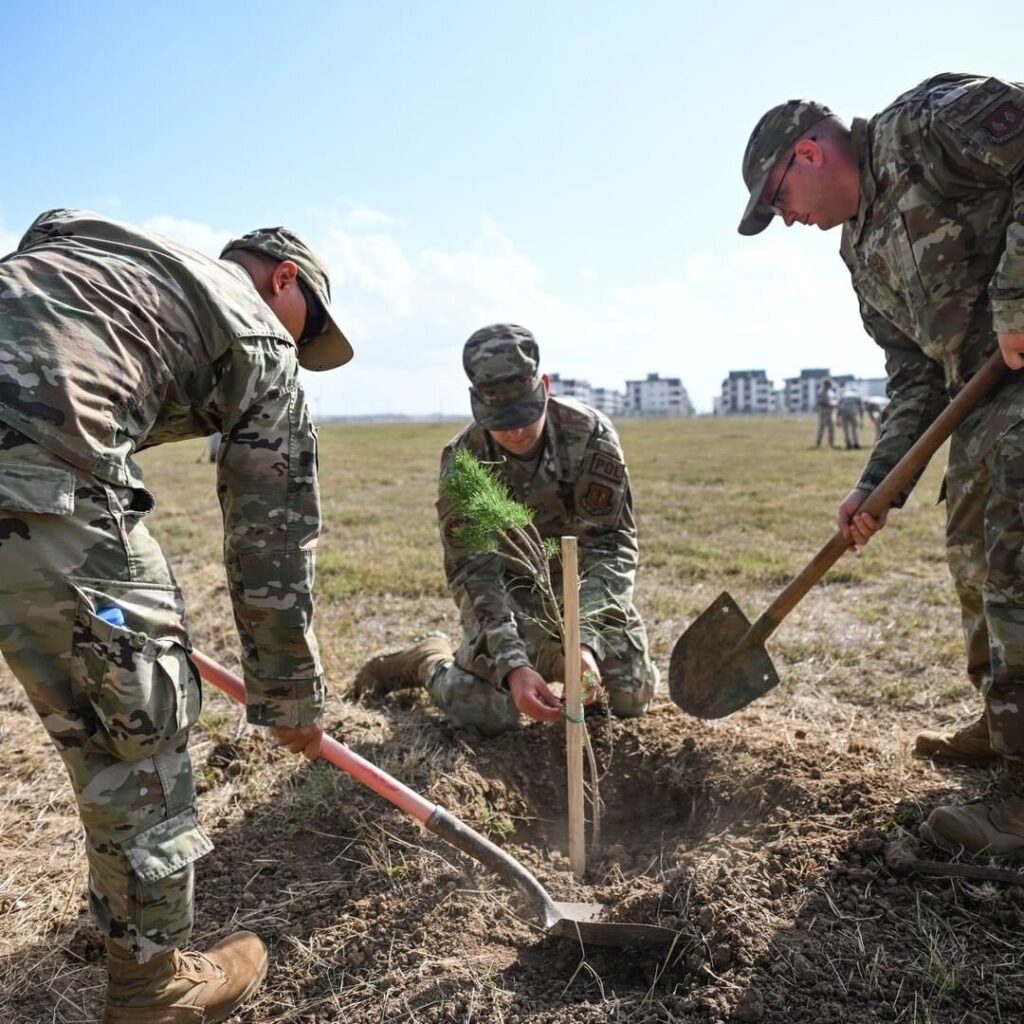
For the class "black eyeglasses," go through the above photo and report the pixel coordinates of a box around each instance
[767,150,797,216]
[297,277,327,345]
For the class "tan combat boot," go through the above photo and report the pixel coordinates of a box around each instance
[920,762,1024,857]
[353,633,454,698]
[913,713,996,763]
[103,931,268,1024]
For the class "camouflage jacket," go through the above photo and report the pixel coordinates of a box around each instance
[437,396,639,689]
[0,209,323,727]
[837,75,1024,498]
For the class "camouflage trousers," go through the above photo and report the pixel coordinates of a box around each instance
[839,411,861,449]
[0,427,210,962]
[815,408,835,447]
[426,604,658,737]
[946,421,1024,761]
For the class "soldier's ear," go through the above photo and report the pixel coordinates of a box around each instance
[269,260,299,296]
[541,373,551,396]
[795,137,825,168]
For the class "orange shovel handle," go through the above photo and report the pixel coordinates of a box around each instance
[189,649,436,825]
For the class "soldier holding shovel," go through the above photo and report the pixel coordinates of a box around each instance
[738,73,1024,856]
[0,210,349,1021]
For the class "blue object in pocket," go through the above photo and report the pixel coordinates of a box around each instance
[96,606,126,627]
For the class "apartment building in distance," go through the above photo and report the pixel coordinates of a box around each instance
[716,367,887,415]
[625,373,695,417]
[550,372,691,418]
[719,369,774,415]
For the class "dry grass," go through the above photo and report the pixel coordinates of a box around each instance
[3,414,1015,1024]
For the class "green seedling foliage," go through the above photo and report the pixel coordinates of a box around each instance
[444,449,534,553]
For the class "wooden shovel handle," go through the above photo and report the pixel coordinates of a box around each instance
[751,350,1009,642]
[189,649,437,824]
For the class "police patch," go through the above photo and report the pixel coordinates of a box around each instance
[581,482,614,516]
[983,101,1024,143]
[589,452,624,483]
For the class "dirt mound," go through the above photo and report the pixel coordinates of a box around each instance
[4,690,1024,1024]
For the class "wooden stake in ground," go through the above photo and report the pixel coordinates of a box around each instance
[562,535,586,880]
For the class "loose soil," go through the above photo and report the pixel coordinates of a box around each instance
[2,420,1020,1023]
[3,684,1020,1024]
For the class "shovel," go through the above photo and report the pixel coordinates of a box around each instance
[190,650,677,947]
[670,349,1010,720]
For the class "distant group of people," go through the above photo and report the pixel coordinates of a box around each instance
[1,67,1023,1022]
[814,377,886,450]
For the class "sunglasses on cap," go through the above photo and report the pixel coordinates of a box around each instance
[297,277,327,346]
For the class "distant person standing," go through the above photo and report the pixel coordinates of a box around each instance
[196,433,222,463]
[837,384,865,449]
[865,396,887,440]
[815,377,838,448]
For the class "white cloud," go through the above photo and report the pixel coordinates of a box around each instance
[141,216,233,257]
[346,204,407,229]
[305,218,882,418]
[40,206,883,418]
[0,223,17,257]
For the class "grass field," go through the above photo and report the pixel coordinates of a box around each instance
[3,415,1018,1024]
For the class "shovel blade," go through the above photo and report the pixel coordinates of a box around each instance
[548,902,681,947]
[669,591,779,719]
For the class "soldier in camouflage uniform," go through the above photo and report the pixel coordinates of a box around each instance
[815,377,839,448]
[837,384,865,450]
[738,75,1024,856]
[355,324,657,735]
[0,209,351,1021]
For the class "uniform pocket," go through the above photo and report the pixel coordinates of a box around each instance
[121,808,214,884]
[68,579,200,762]
[0,461,75,515]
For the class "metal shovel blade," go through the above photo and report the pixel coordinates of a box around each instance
[548,902,681,947]
[669,591,779,719]
[194,650,678,950]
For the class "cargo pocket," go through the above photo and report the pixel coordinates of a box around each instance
[68,579,201,762]
[0,461,75,515]
[121,807,214,884]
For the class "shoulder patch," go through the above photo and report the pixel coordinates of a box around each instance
[982,101,1024,143]
[589,451,624,484]
[581,482,615,516]
[946,78,1006,121]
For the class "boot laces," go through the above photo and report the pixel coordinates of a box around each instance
[174,948,223,982]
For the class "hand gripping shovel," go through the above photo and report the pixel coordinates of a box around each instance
[670,350,1010,720]
[191,650,676,947]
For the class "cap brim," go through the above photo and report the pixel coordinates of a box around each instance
[470,381,547,431]
[297,300,353,372]
[738,169,776,236]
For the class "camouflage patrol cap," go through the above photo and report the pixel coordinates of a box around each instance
[463,323,547,431]
[738,99,834,236]
[220,227,353,371]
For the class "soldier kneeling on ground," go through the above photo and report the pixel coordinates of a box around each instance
[354,323,658,735]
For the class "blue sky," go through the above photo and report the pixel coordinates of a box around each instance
[4,1,1022,415]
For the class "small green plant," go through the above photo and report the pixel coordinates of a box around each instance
[443,449,563,638]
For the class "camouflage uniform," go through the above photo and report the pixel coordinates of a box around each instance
[742,76,1024,762]
[430,325,657,736]
[837,385,865,449]
[815,379,838,447]
[0,210,349,960]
